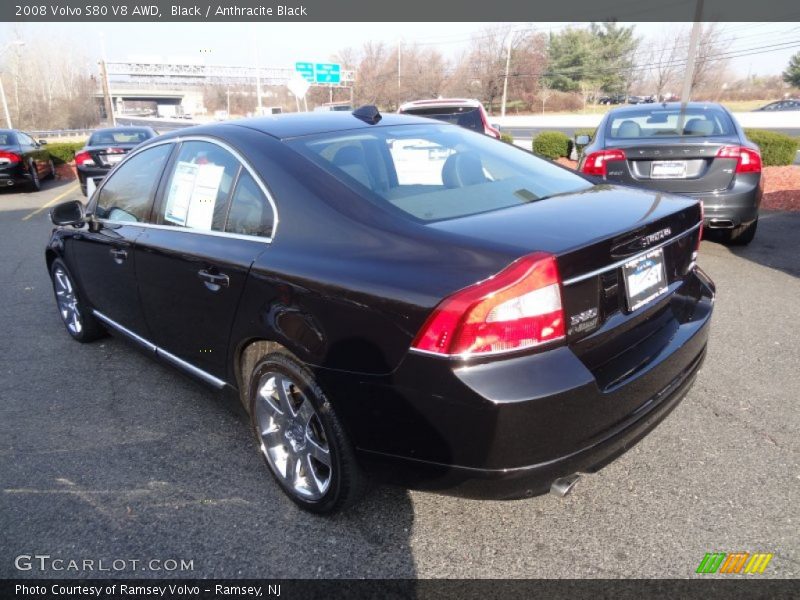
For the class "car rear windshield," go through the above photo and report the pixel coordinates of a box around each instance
[0,132,17,146]
[88,129,153,145]
[287,123,592,222]
[606,107,735,139]
[400,106,484,133]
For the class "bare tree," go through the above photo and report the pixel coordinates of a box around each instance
[646,28,683,99]
[691,24,731,93]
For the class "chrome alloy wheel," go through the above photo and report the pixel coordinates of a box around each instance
[53,267,82,335]
[255,372,332,500]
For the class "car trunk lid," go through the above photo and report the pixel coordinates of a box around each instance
[602,137,741,193]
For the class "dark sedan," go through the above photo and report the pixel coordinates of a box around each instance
[577,102,762,244]
[753,99,800,111]
[75,126,157,195]
[0,129,55,191]
[46,107,714,513]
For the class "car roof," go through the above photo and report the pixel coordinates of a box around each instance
[606,101,726,115]
[223,111,440,139]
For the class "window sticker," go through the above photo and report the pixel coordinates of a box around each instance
[163,161,225,230]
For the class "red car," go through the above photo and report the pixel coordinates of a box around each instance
[398,98,501,139]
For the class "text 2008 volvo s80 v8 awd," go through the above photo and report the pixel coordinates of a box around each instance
[46,107,714,513]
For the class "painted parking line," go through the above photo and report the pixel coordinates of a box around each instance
[21,183,79,222]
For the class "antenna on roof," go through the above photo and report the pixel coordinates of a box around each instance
[352,105,382,125]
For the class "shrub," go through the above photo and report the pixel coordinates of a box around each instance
[500,132,514,144]
[45,141,86,164]
[744,129,799,166]
[533,131,570,159]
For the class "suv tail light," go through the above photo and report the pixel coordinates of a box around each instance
[581,149,626,176]
[411,253,565,357]
[716,146,761,173]
[0,150,21,164]
[74,151,94,166]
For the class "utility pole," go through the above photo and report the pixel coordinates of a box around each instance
[253,27,263,115]
[678,0,704,132]
[501,39,512,118]
[0,76,11,128]
[99,33,115,126]
[397,38,402,109]
[226,86,231,115]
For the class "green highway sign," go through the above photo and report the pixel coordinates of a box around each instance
[295,62,315,83]
[314,63,341,84]
[294,62,342,84]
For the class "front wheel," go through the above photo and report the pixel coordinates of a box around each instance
[50,259,105,342]
[247,350,365,513]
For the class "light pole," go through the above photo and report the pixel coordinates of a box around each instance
[0,41,26,129]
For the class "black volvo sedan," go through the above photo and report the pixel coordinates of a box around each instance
[46,108,714,513]
[577,102,762,245]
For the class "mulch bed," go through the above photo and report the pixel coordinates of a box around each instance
[554,158,800,212]
[54,163,77,181]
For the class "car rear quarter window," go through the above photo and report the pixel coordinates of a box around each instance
[607,107,735,139]
[0,132,17,146]
[289,124,592,222]
[94,144,172,223]
[156,141,240,232]
[226,171,274,238]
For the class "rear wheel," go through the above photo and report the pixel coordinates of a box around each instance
[47,159,56,179]
[50,259,105,342]
[28,161,41,192]
[725,218,758,246]
[247,350,365,513]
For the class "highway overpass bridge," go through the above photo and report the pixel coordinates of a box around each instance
[97,61,356,116]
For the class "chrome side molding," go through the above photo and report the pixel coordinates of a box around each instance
[93,310,227,389]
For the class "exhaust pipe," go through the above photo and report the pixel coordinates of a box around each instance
[707,219,734,229]
[550,473,581,497]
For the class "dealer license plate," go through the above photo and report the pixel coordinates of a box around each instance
[651,160,687,179]
[622,248,668,312]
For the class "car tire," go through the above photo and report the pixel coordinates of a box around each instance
[28,161,41,192]
[47,159,56,179]
[247,349,365,513]
[725,218,758,246]
[49,258,105,343]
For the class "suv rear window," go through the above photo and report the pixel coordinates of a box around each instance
[607,107,735,139]
[400,106,484,133]
[288,123,592,222]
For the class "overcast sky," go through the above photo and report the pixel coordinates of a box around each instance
[3,21,799,77]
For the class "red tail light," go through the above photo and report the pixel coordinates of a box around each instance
[716,145,761,174]
[74,151,94,166]
[0,150,21,164]
[581,149,626,177]
[411,253,565,357]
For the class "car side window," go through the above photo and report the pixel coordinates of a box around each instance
[226,170,274,238]
[95,144,172,223]
[158,141,240,232]
[17,132,33,146]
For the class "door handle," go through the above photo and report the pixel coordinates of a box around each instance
[109,248,127,264]
[197,269,229,291]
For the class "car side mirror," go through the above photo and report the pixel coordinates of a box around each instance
[575,135,591,145]
[50,200,85,227]
[491,123,501,130]
[38,139,48,145]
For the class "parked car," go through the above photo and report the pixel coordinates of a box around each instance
[753,99,800,111]
[398,98,501,139]
[0,129,55,191]
[75,127,157,195]
[627,95,647,105]
[46,107,714,513]
[598,94,627,105]
[313,102,352,112]
[577,102,762,245]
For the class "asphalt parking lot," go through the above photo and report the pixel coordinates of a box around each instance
[1,180,798,579]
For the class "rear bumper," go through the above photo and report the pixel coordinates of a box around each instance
[320,267,715,499]
[694,176,762,228]
[76,165,112,194]
[0,163,30,187]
